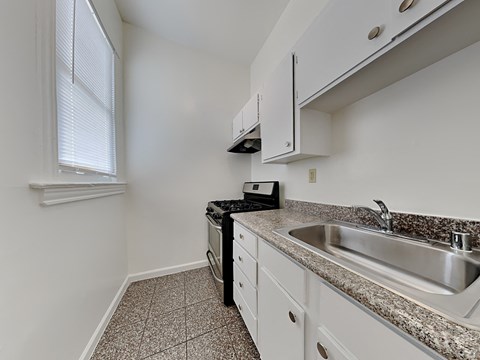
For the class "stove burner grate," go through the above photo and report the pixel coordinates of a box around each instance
[212,199,264,212]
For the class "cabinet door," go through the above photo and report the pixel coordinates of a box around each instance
[319,283,437,359]
[234,283,258,344]
[295,0,392,104]
[242,93,259,133]
[258,267,305,360]
[390,0,452,37]
[315,327,357,360]
[232,109,243,141]
[261,53,295,161]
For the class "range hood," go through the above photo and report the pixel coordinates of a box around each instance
[227,125,261,154]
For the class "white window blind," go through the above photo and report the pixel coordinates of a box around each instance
[56,0,116,176]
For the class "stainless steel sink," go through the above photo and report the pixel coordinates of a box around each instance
[274,222,480,329]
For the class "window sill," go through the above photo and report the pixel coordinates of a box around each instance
[29,182,127,206]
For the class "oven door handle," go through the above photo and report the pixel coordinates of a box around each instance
[205,214,222,230]
[206,250,224,284]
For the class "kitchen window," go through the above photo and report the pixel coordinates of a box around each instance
[56,0,116,176]
[29,0,125,206]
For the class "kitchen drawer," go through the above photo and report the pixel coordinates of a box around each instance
[234,283,257,345]
[234,262,257,315]
[234,222,258,258]
[233,240,257,286]
[258,239,306,304]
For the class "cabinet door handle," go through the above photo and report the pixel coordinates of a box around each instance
[285,141,291,147]
[239,282,243,288]
[368,26,381,40]
[399,0,415,13]
[317,342,329,359]
[288,311,296,323]
[238,304,242,311]
[238,256,243,262]
[239,234,244,240]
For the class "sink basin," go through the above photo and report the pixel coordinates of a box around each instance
[274,222,480,329]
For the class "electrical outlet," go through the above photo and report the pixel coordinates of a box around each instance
[308,168,316,183]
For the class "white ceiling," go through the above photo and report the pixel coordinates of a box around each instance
[114,0,290,65]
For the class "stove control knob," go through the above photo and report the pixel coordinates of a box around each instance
[213,213,222,220]
[206,207,213,212]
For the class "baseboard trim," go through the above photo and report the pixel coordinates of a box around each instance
[128,259,208,283]
[79,259,208,359]
[79,276,130,360]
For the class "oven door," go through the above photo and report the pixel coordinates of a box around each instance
[206,214,224,284]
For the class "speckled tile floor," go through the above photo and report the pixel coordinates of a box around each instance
[91,267,260,360]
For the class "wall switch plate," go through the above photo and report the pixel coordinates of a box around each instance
[309,169,316,183]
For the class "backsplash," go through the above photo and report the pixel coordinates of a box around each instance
[285,200,480,248]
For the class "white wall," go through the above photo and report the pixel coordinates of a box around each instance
[0,1,128,359]
[251,0,480,221]
[123,23,251,274]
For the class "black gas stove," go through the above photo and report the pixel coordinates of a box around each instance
[205,181,279,305]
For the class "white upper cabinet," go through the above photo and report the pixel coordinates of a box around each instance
[261,52,332,164]
[390,0,452,37]
[232,110,243,140]
[293,0,477,112]
[261,53,295,161]
[243,94,260,134]
[232,93,260,142]
[295,0,392,105]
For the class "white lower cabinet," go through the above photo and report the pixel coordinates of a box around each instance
[315,326,357,360]
[315,282,439,360]
[233,282,258,344]
[234,263,257,315]
[233,222,259,344]
[258,267,305,360]
[233,224,441,360]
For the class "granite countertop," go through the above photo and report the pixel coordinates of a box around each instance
[231,209,480,360]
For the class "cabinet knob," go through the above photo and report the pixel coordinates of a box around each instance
[238,304,242,311]
[288,311,296,323]
[368,26,381,40]
[238,256,243,262]
[239,234,244,240]
[239,282,243,288]
[316,342,329,359]
[399,0,415,13]
[285,141,291,147]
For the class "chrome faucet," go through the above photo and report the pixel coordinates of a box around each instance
[352,200,393,233]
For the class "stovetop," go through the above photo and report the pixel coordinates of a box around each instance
[211,199,264,212]
[206,181,280,219]
[206,200,270,219]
